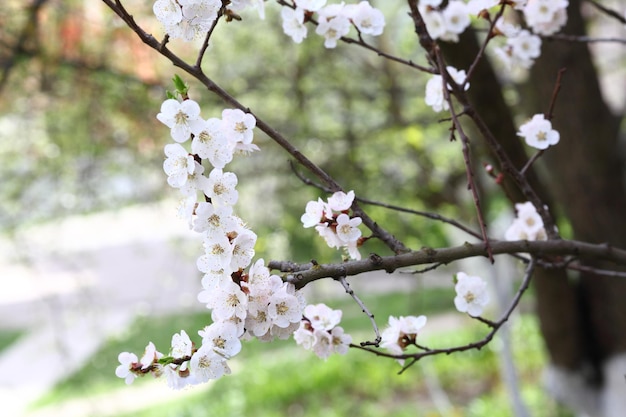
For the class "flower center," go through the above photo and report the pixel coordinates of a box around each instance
[537,131,547,141]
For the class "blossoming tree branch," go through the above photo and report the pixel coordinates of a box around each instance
[101,0,626,391]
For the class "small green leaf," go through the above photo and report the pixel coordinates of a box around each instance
[166,90,176,100]
[172,74,189,95]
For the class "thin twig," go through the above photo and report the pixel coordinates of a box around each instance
[546,68,567,120]
[463,105,560,239]
[406,0,494,260]
[565,263,626,279]
[543,34,626,44]
[436,55,494,262]
[336,276,381,347]
[463,4,506,88]
[585,0,626,25]
[290,160,483,240]
[520,150,544,176]
[401,262,444,275]
[194,12,223,68]
[520,68,565,176]
[351,257,536,373]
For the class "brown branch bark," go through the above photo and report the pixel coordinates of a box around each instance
[270,239,626,289]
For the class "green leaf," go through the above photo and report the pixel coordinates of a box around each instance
[172,74,188,95]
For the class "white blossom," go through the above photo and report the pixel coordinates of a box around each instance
[440,1,471,42]
[421,8,446,40]
[153,0,183,27]
[164,364,192,390]
[301,198,328,227]
[230,229,257,270]
[115,352,138,385]
[495,29,541,70]
[424,66,469,112]
[316,5,351,48]
[330,326,351,355]
[281,7,308,43]
[327,190,355,211]
[163,143,195,188]
[294,322,316,349]
[467,0,499,15]
[505,201,547,241]
[193,202,236,236]
[214,281,249,320]
[189,343,231,383]
[157,99,203,143]
[197,234,234,273]
[221,108,256,145]
[199,321,242,358]
[139,341,163,370]
[179,161,209,196]
[335,213,362,243]
[206,168,239,207]
[523,0,568,35]
[454,272,490,317]
[517,113,560,150]
[381,315,427,362]
[176,194,197,228]
[312,329,333,359]
[304,303,342,331]
[296,0,326,12]
[345,1,385,36]
[267,291,303,328]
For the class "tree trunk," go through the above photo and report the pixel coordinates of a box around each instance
[441,2,626,415]
[526,2,626,415]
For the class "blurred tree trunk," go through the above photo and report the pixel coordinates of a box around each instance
[442,1,626,415]
[527,2,626,411]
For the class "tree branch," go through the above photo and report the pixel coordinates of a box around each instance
[336,276,381,346]
[269,239,626,289]
[100,0,409,254]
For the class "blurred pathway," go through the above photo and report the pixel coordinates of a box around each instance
[0,203,203,416]
[0,202,466,417]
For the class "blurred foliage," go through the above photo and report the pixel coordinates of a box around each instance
[0,329,22,354]
[1,0,479,262]
[1,0,168,229]
[33,307,572,417]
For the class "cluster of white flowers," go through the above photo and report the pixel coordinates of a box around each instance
[517,113,560,150]
[416,0,569,75]
[523,0,569,36]
[424,66,469,113]
[293,304,352,359]
[493,26,542,70]
[153,0,222,41]
[505,201,547,241]
[380,315,427,364]
[454,272,490,317]
[420,0,471,43]
[281,1,385,48]
[153,0,268,41]
[115,95,309,388]
[301,190,363,260]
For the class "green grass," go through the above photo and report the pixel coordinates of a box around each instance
[33,289,454,408]
[32,288,573,417]
[0,329,22,353]
[114,315,571,417]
